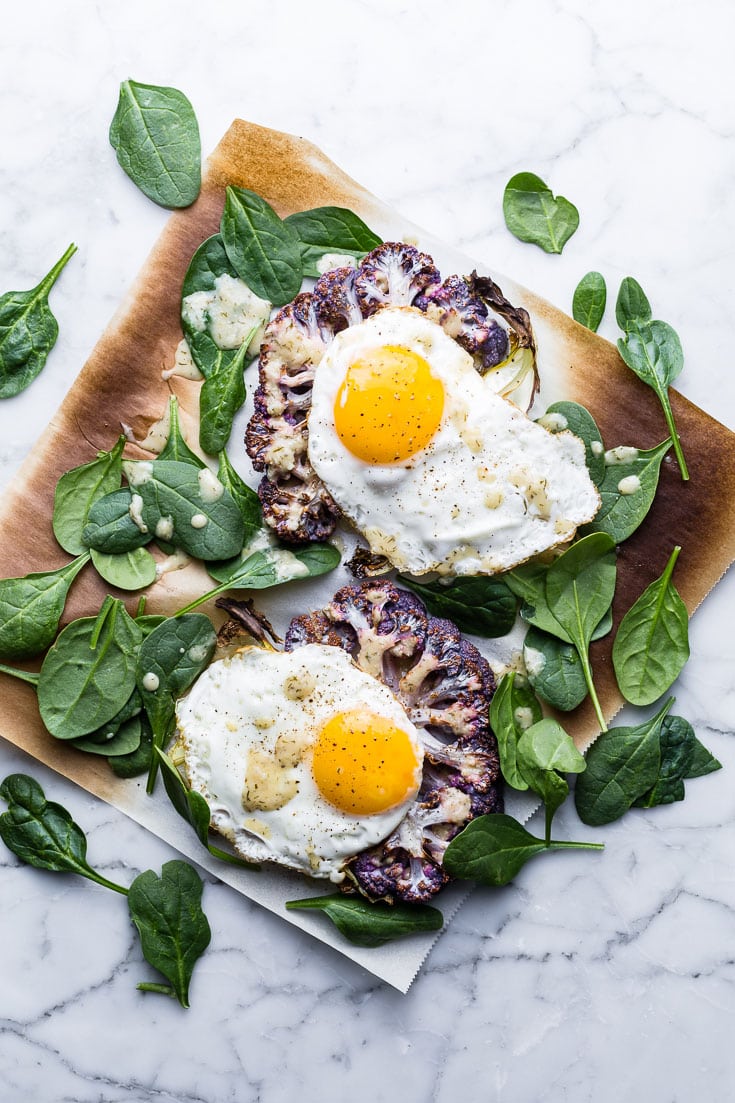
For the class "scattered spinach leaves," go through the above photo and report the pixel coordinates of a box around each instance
[523,625,588,712]
[82,486,153,554]
[613,545,689,706]
[109,80,201,209]
[503,173,579,254]
[516,718,586,842]
[157,395,205,467]
[539,400,605,487]
[572,271,607,332]
[285,893,442,948]
[216,451,261,543]
[488,672,541,791]
[0,244,77,398]
[90,546,158,591]
[198,339,250,456]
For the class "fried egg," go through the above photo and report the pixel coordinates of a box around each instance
[307,306,600,576]
[176,643,424,881]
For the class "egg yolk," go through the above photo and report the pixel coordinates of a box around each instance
[334,345,444,464]
[312,709,422,815]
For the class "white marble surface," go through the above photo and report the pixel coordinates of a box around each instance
[2,0,735,1098]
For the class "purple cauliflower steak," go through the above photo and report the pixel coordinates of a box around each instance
[285,580,502,904]
[245,241,537,546]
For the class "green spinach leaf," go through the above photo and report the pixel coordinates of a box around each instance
[0,554,89,660]
[90,546,158,591]
[199,340,249,455]
[127,860,211,1008]
[71,715,143,757]
[122,459,245,561]
[616,279,688,481]
[183,542,341,614]
[488,672,542,791]
[221,187,303,306]
[109,80,200,209]
[82,486,154,553]
[544,532,617,730]
[516,718,586,841]
[574,699,672,825]
[612,545,689,706]
[572,271,607,332]
[686,730,722,779]
[397,574,517,638]
[443,813,602,886]
[158,395,205,467]
[137,614,217,792]
[284,207,382,276]
[584,438,672,543]
[157,750,259,869]
[539,400,606,487]
[216,451,261,543]
[634,713,696,807]
[38,598,143,741]
[285,893,442,947]
[0,773,127,893]
[503,173,579,254]
[0,244,77,398]
[615,276,652,330]
[109,714,154,779]
[53,435,126,554]
[523,625,587,712]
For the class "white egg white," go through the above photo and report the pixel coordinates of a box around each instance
[176,643,424,882]
[307,306,600,576]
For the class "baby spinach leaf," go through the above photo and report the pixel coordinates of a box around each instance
[572,271,607,332]
[615,276,652,330]
[71,715,143,757]
[109,80,200,209]
[199,341,249,456]
[397,575,517,638]
[0,773,127,893]
[90,547,157,591]
[285,893,442,947]
[221,187,303,306]
[190,543,341,612]
[122,459,245,561]
[633,713,698,807]
[686,735,722,778]
[443,813,602,886]
[83,487,153,553]
[38,599,143,741]
[53,436,126,555]
[503,173,579,254]
[109,714,154,779]
[284,207,382,276]
[0,244,77,398]
[545,533,616,730]
[137,614,217,792]
[616,280,688,481]
[488,672,542,791]
[0,554,90,660]
[516,718,586,840]
[584,438,672,543]
[158,395,205,467]
[157,750,259,869]
[574,699,672,825]
[180,234,238,332]
[127,860,211,1008]
[523,626,587,712]
[539,400,606,487]
[613,545,689,706]
[216,451,261,543]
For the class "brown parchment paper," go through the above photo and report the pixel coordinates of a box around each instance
[2,120,735,990]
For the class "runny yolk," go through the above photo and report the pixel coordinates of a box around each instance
[333,345,444,464]
[312,709,422,815]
